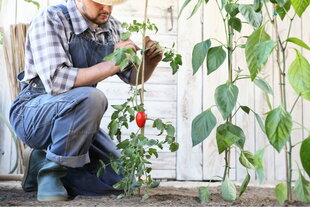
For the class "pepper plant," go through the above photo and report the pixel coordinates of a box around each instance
[98,1,182,199]
[179,0,273,203]
[249,0,310,204]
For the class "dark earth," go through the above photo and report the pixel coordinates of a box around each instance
[0,181,308,206]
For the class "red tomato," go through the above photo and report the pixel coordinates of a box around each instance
[136,112,146,128]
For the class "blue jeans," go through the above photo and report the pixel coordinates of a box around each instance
[10,84,120,167]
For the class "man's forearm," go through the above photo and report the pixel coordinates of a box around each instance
[74,61,120,87]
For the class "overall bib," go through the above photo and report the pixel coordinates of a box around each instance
[9,5,125,196]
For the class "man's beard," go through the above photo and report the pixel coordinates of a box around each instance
[82,5,111,26]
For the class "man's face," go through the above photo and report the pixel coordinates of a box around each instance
[76,0,113,26]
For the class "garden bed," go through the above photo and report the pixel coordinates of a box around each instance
[0,181,308,206]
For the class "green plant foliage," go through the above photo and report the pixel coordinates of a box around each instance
[239,173,250,198]
[276,0,291,20]
[178,0,191,18]
[228,17,242,32]
[215,82,239,120]
[221,177,237,202]
[286,37,310,50]
[254,0,263,12]
[191,108,217,147]
[294,170,310,202]
[288,49,310,101]
[245,26,273,80]
[300,136,310,178]
[254,40,276,68]
[275,182,287,205]
[239,4,263,29]
[254,148,265,183]
[192,40,211,75]
[265,106,292,152]
[291,0,310,17]
[239,150,255,169]
[216,122,245,154]
[207,46,227,74]
[199,186,211,203]
[188,0,203,19]
[225,3,239,16]
[254,77,274,95]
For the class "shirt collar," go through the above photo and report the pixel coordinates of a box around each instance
[66,0,111,34]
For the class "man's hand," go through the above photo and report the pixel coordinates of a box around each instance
[115,39,139,52]
[144,36,163,67]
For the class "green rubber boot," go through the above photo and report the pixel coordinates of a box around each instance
[22,148,46,192]
[37,160,69,201]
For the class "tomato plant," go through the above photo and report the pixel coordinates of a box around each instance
[98,0,182,199]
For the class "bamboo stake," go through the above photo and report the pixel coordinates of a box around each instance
[2,23,29,174]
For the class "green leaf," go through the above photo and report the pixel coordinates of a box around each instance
[192,40,211,74]
[215,82,239,120]
[254,148,265,183]
[188,0,203,19]
[254,112,266,134]
[265,106,292,152]
[170,54,182,75]
[275,183,287,205]
[169,142,179,152]
[254,40,275,68]
[23,0,40,9]
[239,173,250,197]
[221,0,228,9]
[142,194,150,201]
[276,0,291,20]
[288,49,310,100]
[300,136,310,178]
[207,46,227,75]
[245,26,272,80]
[228,17,242,32]
[240,106,250,114]
[254,76,274,95]
[254,0,263,12]
[221,177,237,202]
[225,3,239,17]
[239,4,263,29]
[199,187,211,203]
[153,119,164,131]
[149,181,160,188]
[286,37,310,50]
[178,0,191,18]
[191,108,217,146]
[103,52,115,61]
[166,125,176,136]
[294,170,310,202]
[216,123,246,154]
[276,0,288,7]
[121,31,131,40]
[239,150,255,169]
[291,0,310,17]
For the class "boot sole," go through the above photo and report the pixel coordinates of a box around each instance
[37,196,69,201]
[21,147,36,192]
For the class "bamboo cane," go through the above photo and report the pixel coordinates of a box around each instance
[2,23,29,174]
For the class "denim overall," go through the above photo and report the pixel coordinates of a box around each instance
[9,5,124,196]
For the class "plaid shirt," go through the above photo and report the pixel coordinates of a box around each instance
[23,0,125,95]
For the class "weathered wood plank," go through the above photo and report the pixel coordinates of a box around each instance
[176,0,203,180]
[202,1,227,180]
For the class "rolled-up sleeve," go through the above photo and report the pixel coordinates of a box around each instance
[27,7,78,95]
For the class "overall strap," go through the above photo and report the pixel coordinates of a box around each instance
[57,4,72,26]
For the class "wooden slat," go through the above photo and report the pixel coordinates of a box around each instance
[176,0,203,180]
[202,1,227,180]
[98,83,176,101]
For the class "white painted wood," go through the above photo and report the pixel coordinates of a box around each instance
[202,1,227,181]
[176,0,203,180]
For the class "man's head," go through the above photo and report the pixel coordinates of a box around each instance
[75,0,126,27]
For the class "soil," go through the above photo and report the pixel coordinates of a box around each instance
[0,181,308,206]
